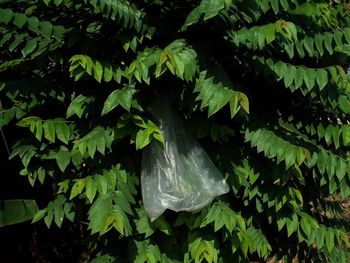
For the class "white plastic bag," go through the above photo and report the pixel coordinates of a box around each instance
[141,100,229,221]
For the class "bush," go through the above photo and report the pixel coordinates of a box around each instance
[1,0,350,262]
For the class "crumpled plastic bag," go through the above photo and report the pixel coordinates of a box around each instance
[141,100,229,221]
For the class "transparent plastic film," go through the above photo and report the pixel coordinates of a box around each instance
[141,99,229,221]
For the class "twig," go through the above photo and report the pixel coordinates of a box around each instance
[0,101,10,156]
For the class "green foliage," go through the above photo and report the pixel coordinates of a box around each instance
[66,95,94,118]
[89,0,145,32]
[69,54,128,83]
[128,39,198,83]
[0,199,38,227]
[194,71,249,117]
[17,116,71,144]
[102,85,135,114]
[245,127,311,169]
[32,195,74,228]
[182,0,233,29]
[133,240,162,263]
[2,0,350,262]
[72,126,114,160]
[0,8,67,59]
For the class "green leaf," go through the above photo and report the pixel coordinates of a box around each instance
[294,67,304,89]
[300,217,311,236]
[316,69,328,90]
[9,34,25,51]
[135,129,151,149]
[303,68,316,91]
[63,203,75,222]
[88,196,112,235]
[134,241,162,263]
[34,119,43,141]
[13,13,27,28]
[66,95,92,118]
[43,120,56,143]
[325,229,334,252]
[40,21,53,39]
[0,200,39,227]
[103,64,113,82]
[314,34,324,56]
[88,0,144,31]
[87,136,97,158]
[70,179,85,199]
[336,159,347,181]
[54,120,70,144]
[274,61,287,80]
[316,228,326,249]
[101,86,134,115]
[93,60,103,83]
[85,176,97,203]
[135,208,155,238]
[207,89,231,117]
[324,33,333,54]
[303,37,314,56]
[203,202,237,233]
[54,206,64,228]
[21,38,37,57]
[37,167,46,184]
[31,209,47,223]
[342,125,350,145]
[95,175,108,195]
[195,71,248,118]
[0,8,13,24]
[338,95,350,114]
[44,210,53,228]
[74,126,113,158]
[283,65,295,87]
[56,149,71,172]
[182,0,232,29]
[286,213,298,237]
[153,216,171,235]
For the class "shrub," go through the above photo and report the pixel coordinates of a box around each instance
[1,0,350,262]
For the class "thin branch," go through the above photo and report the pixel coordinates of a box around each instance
[0,101,10,157]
